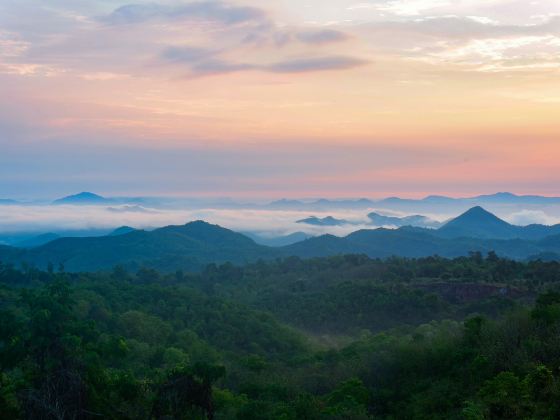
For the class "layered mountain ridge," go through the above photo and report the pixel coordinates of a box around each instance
[1,207,559,272]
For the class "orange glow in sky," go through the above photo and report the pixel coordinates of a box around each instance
[1,0,560,198]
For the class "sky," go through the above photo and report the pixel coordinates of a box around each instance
[1,0,560,199]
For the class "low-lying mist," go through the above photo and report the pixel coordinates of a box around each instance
[0,203,559,244]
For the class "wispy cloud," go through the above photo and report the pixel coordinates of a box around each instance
[296,29,351,45]
[161,45,368,76]
[358,15,560,71]
[162,46,218,63]
[0,30,29,58]
[505,210,558,226]
[102,1,265,25]
[266,56,368,73]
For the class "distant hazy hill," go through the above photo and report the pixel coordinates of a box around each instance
[268,198,374,210]
[296,216,349,226]
[53,192,111,205]
[108,226,137,236]
[473,192,560,205]
[296,212,442,228]
[367,212,442,228]
[15,233,60,248]
[245,231,311,247]
[0,198,18,205]
[387,192,560,207]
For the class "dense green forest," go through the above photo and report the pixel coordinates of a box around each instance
[2,254,560,418]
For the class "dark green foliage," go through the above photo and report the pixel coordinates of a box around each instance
[1,255,560,418]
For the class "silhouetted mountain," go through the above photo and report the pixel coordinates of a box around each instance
[108,226,137,236]
[296,216,349,226]
[437,207,514,239]
[367,212,441,228]
[15,233,60,248]
[53,192,110,205]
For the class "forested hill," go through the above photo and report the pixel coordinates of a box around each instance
[0,221,277,272]
[0,208,560,272]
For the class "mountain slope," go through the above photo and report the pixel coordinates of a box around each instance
[437,206,515,239]
[109,226,137,236]
[245,231,311,247]
[15,233,61,248]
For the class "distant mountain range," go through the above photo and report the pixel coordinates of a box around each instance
[266,192,560,211]
[2,191,560,212]
[1,207,560,271]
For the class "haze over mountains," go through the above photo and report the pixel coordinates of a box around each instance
[296,216,350,226]
[1,206,559,272]
[1,191,560,256]
[296,212,442,228]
